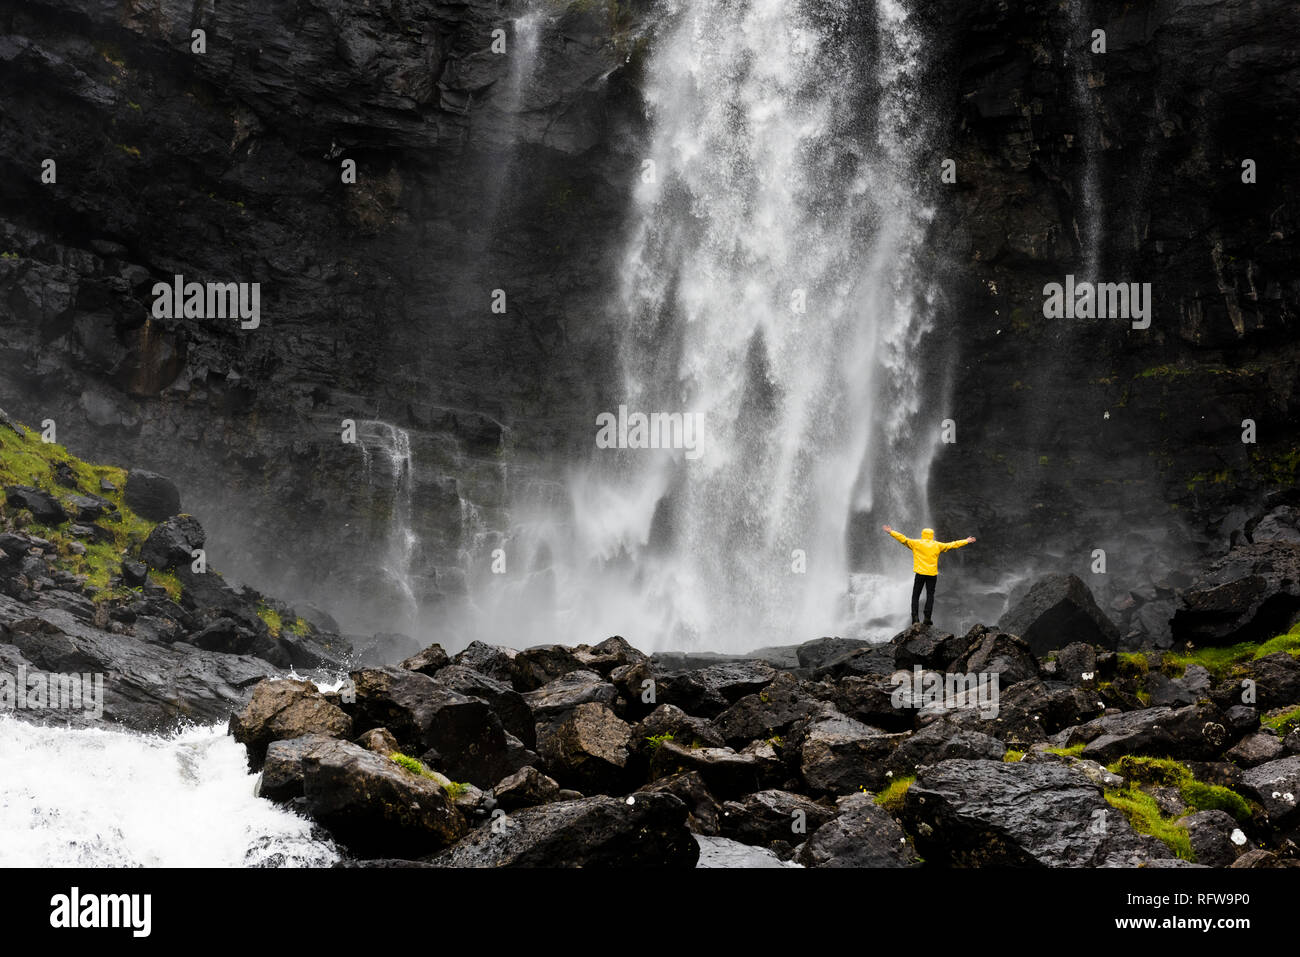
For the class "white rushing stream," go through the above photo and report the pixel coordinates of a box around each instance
[0,716,338,867]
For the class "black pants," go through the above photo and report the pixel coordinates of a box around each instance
[911,573,936,622]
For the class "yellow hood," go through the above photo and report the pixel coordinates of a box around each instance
[921,528,934,540]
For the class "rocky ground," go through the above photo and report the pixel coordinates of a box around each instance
[3,412,1299,867]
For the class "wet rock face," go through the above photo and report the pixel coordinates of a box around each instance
[299,738,469,858]
[0,0,647,628]
[902,759,1175,867]
[429,792,700,868]
[229,678,354,771]
[923,0,1300,596]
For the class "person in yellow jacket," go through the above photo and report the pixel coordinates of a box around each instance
[882,525,976,626]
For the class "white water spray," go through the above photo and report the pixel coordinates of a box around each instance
[468,0,941,652]
[357,419,421,633]
[0,716,338,867]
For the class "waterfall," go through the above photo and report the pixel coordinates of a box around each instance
[0,716,338,866]
[1066,0,1104,281]
[470,0,940,652]
[357,419,421,634]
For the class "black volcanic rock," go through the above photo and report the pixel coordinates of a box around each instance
[4,486,66,525]
[998,575,1120,657]
[719,789,835,851]
[229,677,353,771]
[429,792,699,868]
[795,792,920,868]
[300,738,468,858]
[139,514,205,570]
[346,666,513,787]
[1172,542,1300,646]
[123,469,180,521]
[903,759,1175,867]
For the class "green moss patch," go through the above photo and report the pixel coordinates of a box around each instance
[1107,756,1252,823]
[0,420,161,601]
[1261,705,1300,738]
[1045,743,1086,758]
[874,775,915,814]
[1103,787,1194,861]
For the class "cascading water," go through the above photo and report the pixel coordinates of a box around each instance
[357,419,421,633]
[469,0,941,652]
[1066,0,1104,281]
[0,715,338,866]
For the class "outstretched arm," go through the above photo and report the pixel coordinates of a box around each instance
[941,536,977,550]
[883,524,912,546]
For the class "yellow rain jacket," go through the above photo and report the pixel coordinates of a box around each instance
[889,527,970,576]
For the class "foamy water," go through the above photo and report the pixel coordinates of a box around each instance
[0,715,338,867]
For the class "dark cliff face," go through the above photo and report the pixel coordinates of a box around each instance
[0,0,1296,633]
[921,0,1300,601]
[0,0,652,629]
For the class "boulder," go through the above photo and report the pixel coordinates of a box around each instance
[891,624,961,670]
[795,636,871,671]
[300,738,468,858]
[346,666,513,787]
[887,719,1007,774]
[1172,541,1300,646]
[632,704,726,751]
[228,678,353,771]
[524,669,619,726]
[492,766,563,810]
[124,469,181,521]
[1053,642,1099,686]
[4,486,67,525]
[719,790,835,850]
[354,727,401,755]
[1224,731,1284,768]
[694,835,796,868]
[810,643,899,680]
[1239,755,1300,826]
[190,616,287,667]
[795,791,919,868]
[1062,702,1227,763]
[640,771,723,834]
[432,663,535,748]
[1238,653,1300,711]
[947,625,1040,687]
[512,643,587,691]
[258,733,338,801]
[399,642,450,677]
[451,640,518,684]
[1249,505,1300,544]
[830,675,916,732]
[609,658,663,719]
[65,493,113,522]
[903,759,1174,866]
[649,740,763,798]
[121,561,148,587]
[429,792,699,868]
[1181,810,1248,867]
[710,672,822,747]
[573,635,649,675]
[658,660,777,718]
[139,514,205,570]
[791,707,906,793]
[998,574,1120,656]
[536,702,633,795]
